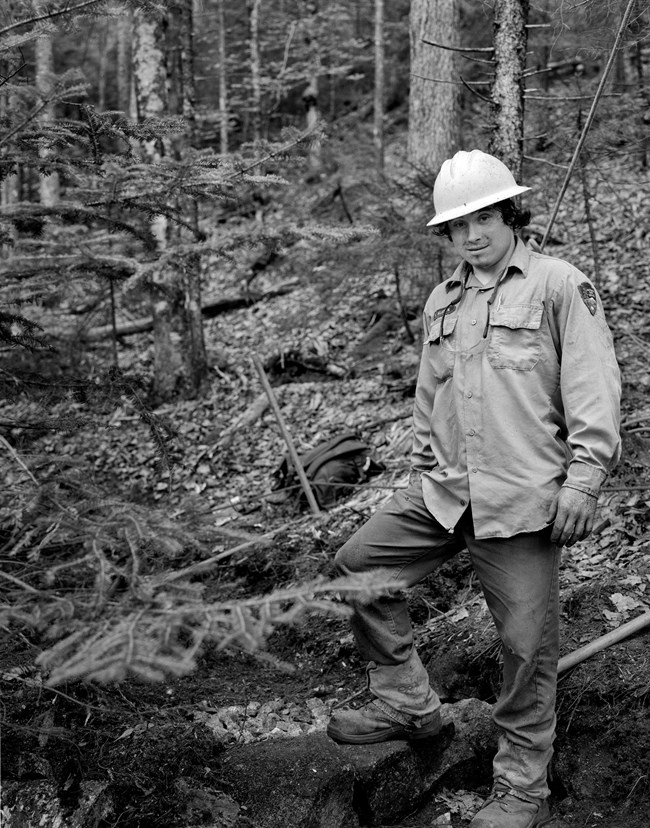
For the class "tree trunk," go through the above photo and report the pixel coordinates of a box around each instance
[116,4,132,114]
[490,0,529,179]
[373,0,385,173]
[248,0,262,144]
[133,7,184,403]
[217,0,229,153]
[408,0,460,177]
[97,19,114,112]
[302,3,322,170]
[35,32,60,206]
[173,0,209,396]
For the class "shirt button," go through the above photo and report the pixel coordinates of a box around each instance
[471,467,478,473]
[467,429,476,436]
[471,319,477,326]
[466,391,473,398]
[460,499,466,506]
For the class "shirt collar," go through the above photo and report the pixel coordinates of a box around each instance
[446,235,530,291]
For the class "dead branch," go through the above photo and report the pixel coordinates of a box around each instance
[422,38,494,54]
[461,75,492,103]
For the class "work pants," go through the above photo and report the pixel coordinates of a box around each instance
[335,483,560,800]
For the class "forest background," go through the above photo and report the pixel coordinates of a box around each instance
[1,1,650,827]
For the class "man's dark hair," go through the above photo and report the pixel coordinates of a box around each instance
[431,198,531,241]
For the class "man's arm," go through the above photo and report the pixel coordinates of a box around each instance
[546,270,622,545]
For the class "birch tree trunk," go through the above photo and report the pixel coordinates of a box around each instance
[373,0,385,173]
[408,0,460,176]
[35,32,60,206]
[490,0,529,179]
[133,7,184,403]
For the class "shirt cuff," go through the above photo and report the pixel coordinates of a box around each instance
[564,462,607,497]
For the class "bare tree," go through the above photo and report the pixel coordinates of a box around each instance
[408,0,460,176]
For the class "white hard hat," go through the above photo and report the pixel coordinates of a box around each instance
[427,149,530,226]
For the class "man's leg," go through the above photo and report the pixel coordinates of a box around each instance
[463,515,559,825]
[327,483,463,742]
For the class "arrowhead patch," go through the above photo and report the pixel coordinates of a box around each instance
[578,282,598,316]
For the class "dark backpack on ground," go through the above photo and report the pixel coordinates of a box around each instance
[272,433,385,509]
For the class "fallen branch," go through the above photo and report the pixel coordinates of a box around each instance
[158,521,296,584]
[82,283,297,341]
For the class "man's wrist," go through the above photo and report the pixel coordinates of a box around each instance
[562,483,598,499]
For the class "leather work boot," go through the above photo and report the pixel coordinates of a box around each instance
[326,698,441,745]
[469,784,556,828]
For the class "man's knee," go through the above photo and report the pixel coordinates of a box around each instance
[334,533,369,574]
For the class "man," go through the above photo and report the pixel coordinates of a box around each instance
[326,149,621,828]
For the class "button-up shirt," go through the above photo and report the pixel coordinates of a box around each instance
[410,237,621,539]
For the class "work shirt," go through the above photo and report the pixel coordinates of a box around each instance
[410,237,621,539]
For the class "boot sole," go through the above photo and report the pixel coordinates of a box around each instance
[326,721,441,745]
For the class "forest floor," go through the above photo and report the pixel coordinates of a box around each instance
[3,139,650,827]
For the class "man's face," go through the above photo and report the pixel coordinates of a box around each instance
[448,207,515,273]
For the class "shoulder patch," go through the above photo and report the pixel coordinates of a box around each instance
[433,303,457,321]
[578,282,598,316]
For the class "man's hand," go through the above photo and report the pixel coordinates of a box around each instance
[549,486,598,547]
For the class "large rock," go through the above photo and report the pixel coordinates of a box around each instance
[219,699,496,828]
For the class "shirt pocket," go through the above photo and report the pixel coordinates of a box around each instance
[426,314,458,381]
[486,304,543,371]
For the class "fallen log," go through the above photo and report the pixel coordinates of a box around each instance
[82,282,297,341]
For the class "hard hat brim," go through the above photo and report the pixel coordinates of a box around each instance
[426,184,531,226]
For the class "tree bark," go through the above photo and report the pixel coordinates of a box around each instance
[408,0,460,177]
[490,0,529,179]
